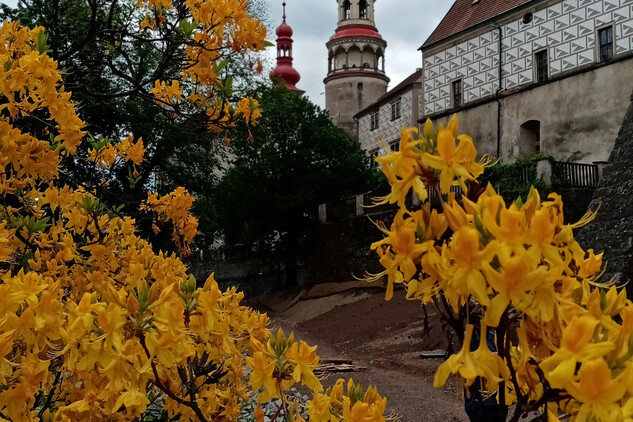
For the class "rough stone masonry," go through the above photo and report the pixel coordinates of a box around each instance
[576,91,633,288]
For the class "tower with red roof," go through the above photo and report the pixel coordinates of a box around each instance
[270,2,304,94]
[324,0,389,137]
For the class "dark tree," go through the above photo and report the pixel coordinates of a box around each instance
[215,85,375,285]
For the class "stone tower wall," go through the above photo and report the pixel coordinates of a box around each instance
[325,0,388,138]
[325,73,389,135]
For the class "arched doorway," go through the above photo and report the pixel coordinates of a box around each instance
[519,120,541,157]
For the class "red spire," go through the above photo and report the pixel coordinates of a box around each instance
[270,2,303,93]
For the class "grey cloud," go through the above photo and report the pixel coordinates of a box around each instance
[267,0,452,107]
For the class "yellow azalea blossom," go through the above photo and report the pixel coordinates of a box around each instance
[370,211,433,300]
[374,127,428,207]
[246,351,278,401]
[443,226,496,308]
[470,324,510,392]
[481,199,527,250]
[579,249,604,279]
[434,325,480,388]
[254,404,265,422]
[307,392,333,421]
[421,115,484,194]
[287,340,323,392]
[541,315,615,389]
[482,251,554,327]
[567,359,629,421]
[511,324,542,400]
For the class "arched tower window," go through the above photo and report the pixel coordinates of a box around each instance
[359,0,368,19]
[342,0,351,19]
[377,55,385,72]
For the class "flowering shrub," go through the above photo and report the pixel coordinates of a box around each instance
[370,116,630,421]
[0,9,385,422]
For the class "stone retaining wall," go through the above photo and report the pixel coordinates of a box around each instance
[577,93,633,286]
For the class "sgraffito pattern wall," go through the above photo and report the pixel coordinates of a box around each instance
[424,30,501,116]
[358,89,414,154]
[423,0,633,116]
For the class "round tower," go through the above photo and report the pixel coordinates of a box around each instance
[270,2,304,94]
[324,0,389,136]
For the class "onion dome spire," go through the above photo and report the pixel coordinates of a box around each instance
[270,2,304,94]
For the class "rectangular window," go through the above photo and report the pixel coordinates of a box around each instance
[452,79,462,108]
[535,50,548,83]
[391,100,401,120]
[389,140,400,152]
[369,148,380,167]
[599,26,614,62]
[370,112,379,130]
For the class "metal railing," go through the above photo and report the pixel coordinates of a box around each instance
[326,196,357,221]
[552,162,599,188]
[428,182,465,205]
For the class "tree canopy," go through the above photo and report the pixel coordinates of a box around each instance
[216,85,374,241]
[215,85,375,281]
[1,0,270,249]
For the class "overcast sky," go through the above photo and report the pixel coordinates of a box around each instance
[269,0,452,108]
[0,0,453,108]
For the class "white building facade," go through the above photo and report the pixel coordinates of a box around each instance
[355,69,423,160]
[420,0,633,163]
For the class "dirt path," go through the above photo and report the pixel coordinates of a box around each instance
[253,284,469,421]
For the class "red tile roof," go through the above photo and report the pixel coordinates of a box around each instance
[422,0,532,48]
[330,26,382,41]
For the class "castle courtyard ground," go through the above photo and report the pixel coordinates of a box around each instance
[250,282,469,421]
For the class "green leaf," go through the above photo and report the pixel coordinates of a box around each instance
[214,59,228,74]
[36,30,50,54]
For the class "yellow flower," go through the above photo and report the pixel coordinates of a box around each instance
[444,226,496,308]
[470,324,510,392]
[483,251,553,327]
[307,392,333,421]
[434,324,480,388]
[541,315,615,389]
[370,211,433,300]
[567,359,628,420]
[111,389,149,414]
[421,115,484,194]
[246,351,278,401]
[287,340,323,392]
[374,127,427,207]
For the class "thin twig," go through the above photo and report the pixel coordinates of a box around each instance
[139,335,208,422]
[269,401,284,422]
[37,370,62,419]
[0,410,14,421]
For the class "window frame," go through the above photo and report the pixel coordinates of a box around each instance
[597,25,614,62]
[359,0,368,19]
[389,140,400,152]
[370,111,379,131]
[369,148,380,167]
[451,79,463,108]
[534,49,549,83]
[391,99,401,121]
[342,0,351,20]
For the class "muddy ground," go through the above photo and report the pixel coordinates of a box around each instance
[249,282,469,422]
